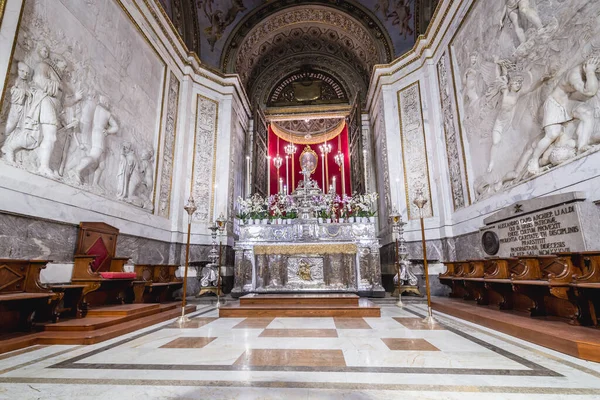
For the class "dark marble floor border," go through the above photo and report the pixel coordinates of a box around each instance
[0,378,598,395]
[42,306,562,377]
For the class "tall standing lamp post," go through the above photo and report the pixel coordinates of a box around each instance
[176,196,197,326]
[216,213,227,308]
[413,188,435,324]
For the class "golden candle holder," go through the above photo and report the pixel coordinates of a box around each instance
[413,188,435,325]
[175,196,197,326]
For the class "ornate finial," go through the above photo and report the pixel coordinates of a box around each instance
[184,196,197,216]
[413,188,428,210]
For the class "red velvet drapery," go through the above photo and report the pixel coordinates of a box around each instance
[267,123,352,197]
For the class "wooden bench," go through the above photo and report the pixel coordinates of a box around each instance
[70,222,140,313]
[440,253,600,327]
[0,259,62,332]
[132,264,182,303]
[567,251,600,326]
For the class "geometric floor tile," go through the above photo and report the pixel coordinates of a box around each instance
[234,349,346,367]
[164,318,217,329]
[393,317,445,330]
[160,337,217,348]
[381,338,440,351]
[259,329,338,337]
[232,318,274,329]
[333,318,371,329]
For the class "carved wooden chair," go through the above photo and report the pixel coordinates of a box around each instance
[70,222,139,312]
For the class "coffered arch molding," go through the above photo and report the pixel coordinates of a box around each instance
[249,53,367,108]
[221,3,393,89]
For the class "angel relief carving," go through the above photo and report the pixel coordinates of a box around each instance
[453,0,600,200]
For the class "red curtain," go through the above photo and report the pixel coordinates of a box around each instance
[267,123,352,197]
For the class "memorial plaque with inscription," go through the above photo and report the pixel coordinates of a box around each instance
[480,192,600,258]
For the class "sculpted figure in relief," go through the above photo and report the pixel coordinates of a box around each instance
[72,95,119,185]
[132,148,154,209]
[116,141,136,200]
[3,62,32,140]
[486,58,549,173]
[24,45,64,177]
[527,56,600,174]
[500,0,543,44]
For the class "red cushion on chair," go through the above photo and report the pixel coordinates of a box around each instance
[87,238,110,273]
[99,272,137,279]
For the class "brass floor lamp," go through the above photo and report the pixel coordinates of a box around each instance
[176,196,197,326]
[413,188,435,325]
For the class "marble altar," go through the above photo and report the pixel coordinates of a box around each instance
[231,166,385,298]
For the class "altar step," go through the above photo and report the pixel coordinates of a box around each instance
[220,294,381,317]
[0,303,196,354]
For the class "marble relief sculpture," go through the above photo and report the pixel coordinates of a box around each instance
[0,0,162,211]
[452,0,600,200]
[500,0,544,44]
[116,142,136,200]
[72,96,119,185]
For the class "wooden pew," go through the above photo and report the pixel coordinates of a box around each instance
[567,251,600,326]
[132,264,182,303]
[0,259,62,332]
[70,222,140,313]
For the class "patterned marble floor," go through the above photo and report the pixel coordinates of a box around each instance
[1,303,599,399]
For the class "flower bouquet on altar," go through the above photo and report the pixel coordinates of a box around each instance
[355,192,379,223]
[235,196,252,225]
[341,194,355,223]
[284,195,298,223]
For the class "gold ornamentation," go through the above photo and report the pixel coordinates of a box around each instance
[299,145,319,174]
[297,260,313,281]
[254,243,357,255]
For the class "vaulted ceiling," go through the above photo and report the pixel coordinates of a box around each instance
[157,0,438,105]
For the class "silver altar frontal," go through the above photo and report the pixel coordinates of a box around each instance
[232,165,385,298]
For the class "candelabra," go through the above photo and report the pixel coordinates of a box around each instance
[176,196,197,326]
[215,213,227,308]
[334,151,345,196]
[390,209,420,308]
[273,154,283,194]
[413,188,435,325]
[319,142,331,193]
[285,142,297,190]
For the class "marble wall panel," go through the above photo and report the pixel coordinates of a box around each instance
[0,212,77,262]
[451,0,600,201]
[157,72,180,218]
[0,0,165,211]
[397,82,433,220]
[372,100,392,227]
[437,52,470,210]
[191,95,218,222]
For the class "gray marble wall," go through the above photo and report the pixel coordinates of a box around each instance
[0,212,235,274]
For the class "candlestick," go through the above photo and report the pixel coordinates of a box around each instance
[285,155,289,194]
[320,152,325,192]
[319,141,332,193]
[267,155,271,196]
[332,176,337,194]
[246,155,251,196]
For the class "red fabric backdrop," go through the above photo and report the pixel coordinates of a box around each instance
[268,123,352,197]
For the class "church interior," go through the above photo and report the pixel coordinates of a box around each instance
[1,0,600,398]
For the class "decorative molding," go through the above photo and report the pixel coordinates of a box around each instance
[436,52,469,210]
[271,119,345,145]
[397,82,433,220]
[190,95,219,222]
[157,72,180,218]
